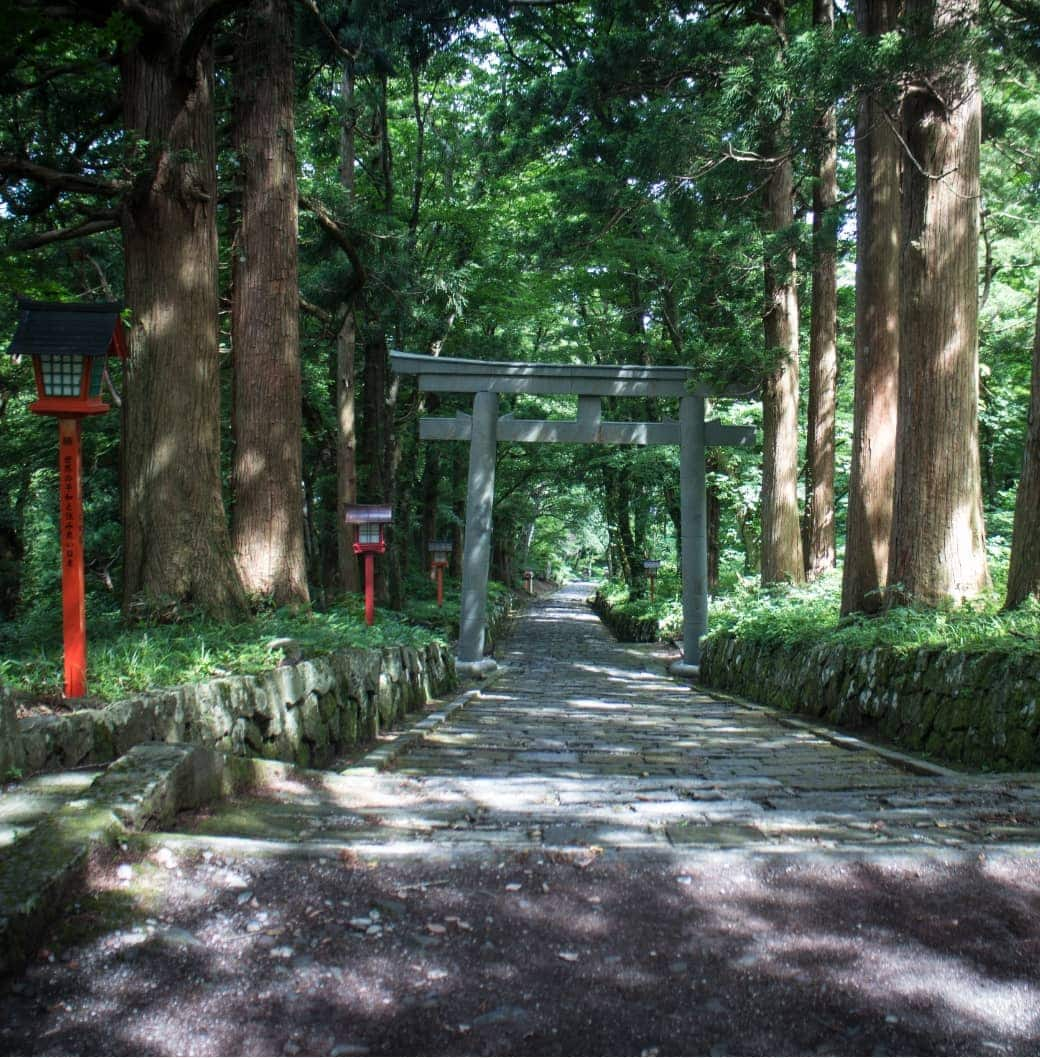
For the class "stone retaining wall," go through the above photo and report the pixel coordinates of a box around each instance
[590,592,659,643]
[2,685,26,778]
[17,642,456,775]
[699,633,1040,771]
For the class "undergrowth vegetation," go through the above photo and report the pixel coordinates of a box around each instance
[709,572,1040,655]
[597,570,684,639]
[0,578,486,703]
[596,562,1040,656]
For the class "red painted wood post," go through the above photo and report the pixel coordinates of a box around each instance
[364,551,376,626]
[58,417,86,698]
[436,564,444,607]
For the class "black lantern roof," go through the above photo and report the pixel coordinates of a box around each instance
[344,504,393,524]
[8,299,125,359]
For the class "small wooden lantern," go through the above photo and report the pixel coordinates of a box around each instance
[345,504,391,554]
[643,559,662,604]
[428,540,453,607]
[344,504,392,624]
[523,569,534,595]
[9,299,126,418]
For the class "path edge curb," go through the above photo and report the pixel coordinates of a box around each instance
[346,675,505,776]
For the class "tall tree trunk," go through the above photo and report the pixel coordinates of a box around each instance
[760,120,805,586]
[888,0,989,606]
[230,0,308,606]
[1005,280,1040,608]
[121,1,246,619]
[707,479,721,594]
[803,0,838,580]
[450,444,466,578]
[840,0,902,616]
[336,56,363,595]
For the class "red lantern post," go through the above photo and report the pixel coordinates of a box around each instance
[523,569,534,595]
[344,504,392,625]
[7,300,125,699]
[428,540,453,607]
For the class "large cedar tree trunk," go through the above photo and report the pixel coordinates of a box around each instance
[888,0,990,605]
[803,0,838,579]
[336,57,361,594]
[230,0,309,605]
[840,0,901,616]
[760,128,805,586]
[121,2,246,619]
[1005,280,1040,608]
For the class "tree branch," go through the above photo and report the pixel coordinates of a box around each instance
[0,155,128,195]
[296,0,355,59]
[4,213,120,253]
[299,194,367,293]
[179,0,250,80]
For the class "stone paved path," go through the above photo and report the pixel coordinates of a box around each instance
[184,582,1040,860]
[6,584,1040,1057]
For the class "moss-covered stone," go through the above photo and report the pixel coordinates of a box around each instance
[701,632,1039,771]
[1,685,25,779]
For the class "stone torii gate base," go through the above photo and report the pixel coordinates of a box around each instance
[391,352,754,679]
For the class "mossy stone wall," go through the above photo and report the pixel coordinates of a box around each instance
[590,592,659,642]
[699,633,1040,770]
[18,642,456,775]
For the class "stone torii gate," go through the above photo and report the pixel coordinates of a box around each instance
[391,352,755,679]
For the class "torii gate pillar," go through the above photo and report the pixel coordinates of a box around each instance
[674,395,707,677]
[458,391,500,676]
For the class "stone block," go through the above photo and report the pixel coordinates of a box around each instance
[0,686,25,778]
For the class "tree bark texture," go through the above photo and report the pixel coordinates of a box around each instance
[336,57,361,594]
[841,0,902,616]
[1005,280,1040,608]
[888,0,990,606]
[760,132,805,586]
[803,0,838,580]
[120,1,246,619]
[336,310,360,593]
[230,0,309,606]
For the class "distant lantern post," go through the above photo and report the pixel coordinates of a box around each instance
[344,504,392,626]
[6,299,126,699]
[523,569,534,595]
[428,540,453,608]
[643,559,662,605]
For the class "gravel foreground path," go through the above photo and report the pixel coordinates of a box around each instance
[3,584,1040,1057]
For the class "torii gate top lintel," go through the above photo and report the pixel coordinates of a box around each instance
[391,350,756,679]
[391,350,733,398]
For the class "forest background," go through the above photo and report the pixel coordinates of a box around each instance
[1,0,1039,699]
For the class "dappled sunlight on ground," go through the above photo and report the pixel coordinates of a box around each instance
[5,583,1040,1055]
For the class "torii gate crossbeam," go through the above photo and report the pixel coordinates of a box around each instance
[391,351,755,679]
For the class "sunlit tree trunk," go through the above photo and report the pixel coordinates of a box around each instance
[760,116,805,586]
[841,0,901,616]
[121,0,246,619]
[230,0,309,605]
[803,0,838,580]
[1005,280,1040,608]
[888,0,989,606]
